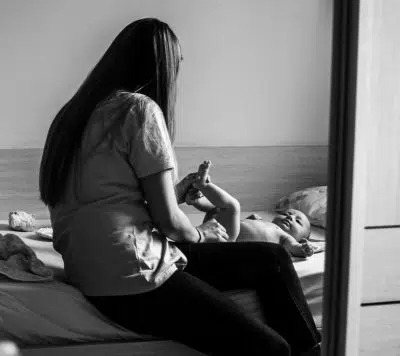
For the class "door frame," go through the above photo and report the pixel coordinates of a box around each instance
[323,0,366,355]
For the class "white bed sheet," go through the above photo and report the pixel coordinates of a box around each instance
[0,212,325,346]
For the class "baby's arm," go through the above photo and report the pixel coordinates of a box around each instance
[238,221,312,257]
[279,233,314,258]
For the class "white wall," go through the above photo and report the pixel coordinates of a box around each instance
[0,0,332,148]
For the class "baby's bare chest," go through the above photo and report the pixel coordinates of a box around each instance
[238,220,283,243]
[262,222,284,242]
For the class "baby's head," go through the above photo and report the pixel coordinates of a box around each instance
[272,209,311,241]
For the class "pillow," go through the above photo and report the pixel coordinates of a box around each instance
[275,186,327,228]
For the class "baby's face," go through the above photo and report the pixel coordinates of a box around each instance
[272,209,311,241]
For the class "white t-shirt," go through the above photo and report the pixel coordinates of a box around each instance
[49,91,187,296]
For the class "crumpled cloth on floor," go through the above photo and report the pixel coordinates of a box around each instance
[0,233,53,282]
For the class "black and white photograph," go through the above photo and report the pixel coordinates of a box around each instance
[0,1,399,355]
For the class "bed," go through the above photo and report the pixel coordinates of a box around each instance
[0,146,328,355]
[0,213,325,356]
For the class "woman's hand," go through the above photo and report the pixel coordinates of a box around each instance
[185,187,204,205]
[196,218,228,243]
[175,173,199,204]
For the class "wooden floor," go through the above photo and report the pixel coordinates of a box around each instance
[359,304,400,356]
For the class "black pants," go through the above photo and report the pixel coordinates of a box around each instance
[86,242,321,356]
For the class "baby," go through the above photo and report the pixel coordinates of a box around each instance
[185,160,314,258]
[237,211,313,258]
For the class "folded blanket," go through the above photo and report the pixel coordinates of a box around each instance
[0,233,53,282]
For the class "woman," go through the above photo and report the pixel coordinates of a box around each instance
[39,18,321,356]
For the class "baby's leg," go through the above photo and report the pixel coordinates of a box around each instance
[194,161,241,242]
[185,188,216,212]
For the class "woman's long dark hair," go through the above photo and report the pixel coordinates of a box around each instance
[39,18,182,208]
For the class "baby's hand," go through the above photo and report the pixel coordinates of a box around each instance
[301,241,314,257]
[289,241,314,258]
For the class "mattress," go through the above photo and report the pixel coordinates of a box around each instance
[0,211,325,347]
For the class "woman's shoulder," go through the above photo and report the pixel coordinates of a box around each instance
[108,91,162,119]
[90,91,163,132]
[113,90,159,110]
[109,91,165,130]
